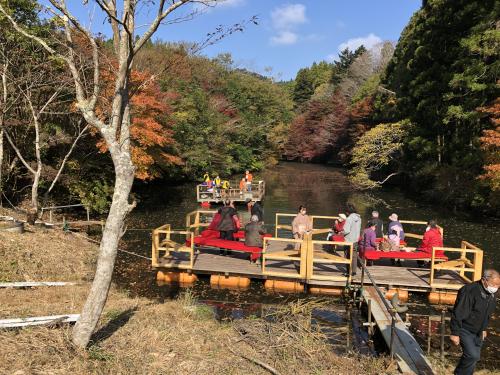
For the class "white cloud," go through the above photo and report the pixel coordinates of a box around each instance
[270,31,298,45]
[193,0,245,13]
[338,33,382,52]
[271,4,307,30]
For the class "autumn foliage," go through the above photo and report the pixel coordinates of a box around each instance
[479,97,500,191]
[96,66,181,180]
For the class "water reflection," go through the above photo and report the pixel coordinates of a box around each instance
[116,162,500,370]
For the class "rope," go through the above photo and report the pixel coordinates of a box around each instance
[71,231,152,261]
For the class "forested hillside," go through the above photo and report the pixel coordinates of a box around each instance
[0,1,292,212]
[285,0,499,213]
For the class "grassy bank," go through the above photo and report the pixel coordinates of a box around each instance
[0,208,394,374]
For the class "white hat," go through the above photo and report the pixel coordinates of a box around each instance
[339,213,347,221]
[389,213,398,221]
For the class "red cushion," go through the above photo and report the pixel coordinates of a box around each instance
[200,229,219,238]
[331,235,345,242]
[362,250,448,261]
[189,236,262,261]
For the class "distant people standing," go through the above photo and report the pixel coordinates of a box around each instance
[245,170,253,192]
[221,180,230,197]
[239,177,247,195]
[371,211,384,238]
[342,203,362,276]
[203,172,210,184]
[217,200,238,243]
[292,205,312,249]
[450,269,499,375]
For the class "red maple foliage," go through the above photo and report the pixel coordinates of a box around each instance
[95,65,182,180]
[478,97,500,190]
[285,96,349,162]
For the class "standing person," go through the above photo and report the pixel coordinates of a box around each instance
[245,215,266,248]
[202,172,210,184]
[450,269,499,375]
[214,175,222,197]
[342,203,362,276]
[221,180,230,198]
[371,211,384,238]
[217,200,238,244]
[292,205,312,250]
[239,177,247,196]
[245,170,253,192]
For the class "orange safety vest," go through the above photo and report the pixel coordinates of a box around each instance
[246,173,253,182]
[239,180,245,189]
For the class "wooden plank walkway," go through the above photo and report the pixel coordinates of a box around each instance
[155,250,466,291]
[362,286,434,374]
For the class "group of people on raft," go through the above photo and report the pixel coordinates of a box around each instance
[205,198,265,255]
[201,170,254,198]
[291,203,443,275]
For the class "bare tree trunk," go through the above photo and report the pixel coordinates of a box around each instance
[72,156,134,347]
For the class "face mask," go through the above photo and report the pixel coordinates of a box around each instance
[486,285,498,294]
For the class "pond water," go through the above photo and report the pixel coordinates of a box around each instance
[115,162,500,369]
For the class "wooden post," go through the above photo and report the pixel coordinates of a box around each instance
[305,233,314,280]
[427,315,432,355]
[430,248,436,287]
[151,229,159,267]
[367,299,373,336]
[460,241,466,278]
[440,310,445,360]
[473,249,483,281]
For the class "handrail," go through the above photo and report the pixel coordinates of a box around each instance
[359,259,398,358]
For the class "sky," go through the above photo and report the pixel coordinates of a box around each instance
[57,0,422,81]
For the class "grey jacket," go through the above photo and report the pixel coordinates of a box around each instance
[245,222,265,247]
[343,213,361,244]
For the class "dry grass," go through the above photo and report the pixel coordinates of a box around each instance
[0,207,393,375]
[0,290,394,375]
[0,226,97,282]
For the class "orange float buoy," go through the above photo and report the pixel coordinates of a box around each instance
[428,291,457,305]
[309,286,343,296]
[264,280,303,293]
[210,275,250,289]
[157,271,198,284]
[385,288,409,303]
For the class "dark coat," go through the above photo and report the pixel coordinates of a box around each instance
[244,222,265,247]
[251,202,264,222]
[217,206,237,231]
[371,217,384,238]
[450,281,497,336]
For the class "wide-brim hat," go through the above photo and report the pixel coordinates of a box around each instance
[338,213,347,221]
[389,213,398,221]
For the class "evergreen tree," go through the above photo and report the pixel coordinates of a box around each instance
[330,46,367,85]
[293,68,314,106]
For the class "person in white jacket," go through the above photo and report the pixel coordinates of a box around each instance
[342,203,362,276]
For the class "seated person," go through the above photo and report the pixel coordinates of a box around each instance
[418,219,443,256]
[245,215,265,248]
[359,221,378,253]
[326,213,346,241]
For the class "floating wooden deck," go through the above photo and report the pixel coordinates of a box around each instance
[152,210,483,298]
[196,180,265,203]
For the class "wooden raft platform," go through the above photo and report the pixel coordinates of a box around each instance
[362,286,434,374]
[196,180,265,203]
[152,211,483,295]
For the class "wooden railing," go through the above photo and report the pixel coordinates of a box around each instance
[399,220,444,241]
[429,241,483,289]
[151,224,194,270]
[196,180,265,202]
[274,213,339,238]
[261,236,307,279]
[185,209,217,235]
[308,239,352,283]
